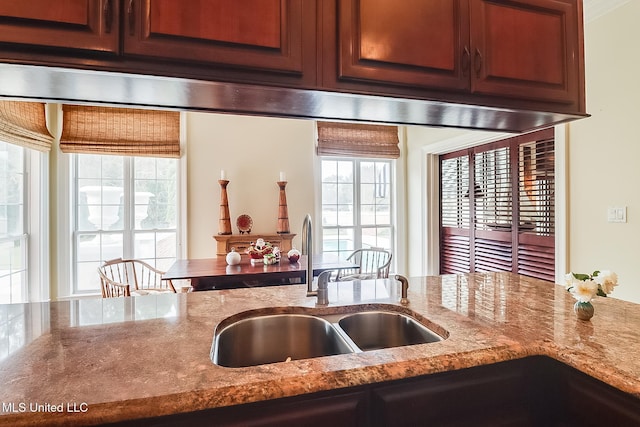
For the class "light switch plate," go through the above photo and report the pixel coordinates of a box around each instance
[607,206,627,223]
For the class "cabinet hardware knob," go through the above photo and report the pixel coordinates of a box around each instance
[462,46,470,76]
[474,48,483,77]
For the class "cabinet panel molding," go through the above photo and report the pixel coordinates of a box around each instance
[338,0,470,91]
[470,0,581,106]
[0,0,119,53]
[124,0,310,75]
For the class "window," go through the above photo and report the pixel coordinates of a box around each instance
[440,128,555,281]
[0,142,26,303]
[321,158,393,260]
[73,154,178,294]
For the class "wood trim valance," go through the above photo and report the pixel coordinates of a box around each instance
[316,121,400,159]
[0,100,53,152]
[60,105,181,158]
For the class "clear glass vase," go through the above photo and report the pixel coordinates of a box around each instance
[574,301,595,321]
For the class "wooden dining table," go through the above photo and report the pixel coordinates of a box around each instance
[163,253,358,291]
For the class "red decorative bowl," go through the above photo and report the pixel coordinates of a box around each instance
[288,253,300,263]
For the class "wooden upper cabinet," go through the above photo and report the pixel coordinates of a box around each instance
[330,0,584,111]
[337,0,470,91]
[0,0,119,53]
[0,0,586,129]
[469,0,582,107]
[123,0,315,77]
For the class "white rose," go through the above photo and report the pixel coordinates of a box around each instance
[595,270,618,294]
[565,273,578,290]
[571,279,599,302]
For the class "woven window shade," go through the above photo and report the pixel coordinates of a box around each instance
[317,121,400,159]
[60,105,181,158]
[0,100,53,152]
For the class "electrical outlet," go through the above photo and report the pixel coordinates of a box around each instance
[607,206,627,223]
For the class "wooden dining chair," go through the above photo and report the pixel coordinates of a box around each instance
[97,268,131,298]
[336,248,393,281]
[98,258,176,297]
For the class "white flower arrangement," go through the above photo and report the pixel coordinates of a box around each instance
[565,270,619,302]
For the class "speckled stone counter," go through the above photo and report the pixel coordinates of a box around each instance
[0,272,639,426]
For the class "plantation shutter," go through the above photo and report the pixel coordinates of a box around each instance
[439,128,555,281]
[440,154,470,274]
[60,105,181,158]
[316,121,400,159]
[517,136,555,280]
[0,100,53,152]
[474,143,513,273]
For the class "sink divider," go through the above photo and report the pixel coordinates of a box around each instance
[319,313,364,354]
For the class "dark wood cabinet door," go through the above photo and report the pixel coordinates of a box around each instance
[469,0,583,107]
[336,0,470,91]
[0,0,119,53]
[118,390,370,427]
[124,0,316,80]
[370,362,532,427]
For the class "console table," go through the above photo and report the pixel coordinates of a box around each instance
[213,233,296,256]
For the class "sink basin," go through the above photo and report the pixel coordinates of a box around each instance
[338,311,443,351]
[212,306,446,367]
[212,314,354,368]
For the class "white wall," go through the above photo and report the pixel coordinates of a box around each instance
[405,127,469,277]
[568,1,640,303]
[186,113,316,258]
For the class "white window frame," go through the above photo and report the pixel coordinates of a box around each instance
[29,148,49,302]
[56,112,187,299]
[0,143,48,303]
[69,155,182,295]
[319,157,396,264]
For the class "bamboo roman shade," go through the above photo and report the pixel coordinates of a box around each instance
[316,121,400,159]
[60,105,180,158]
[0,100,53,152]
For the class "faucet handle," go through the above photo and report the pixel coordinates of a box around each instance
[317,270,331,288]
[316,270,332,306]
[395,274,409,305]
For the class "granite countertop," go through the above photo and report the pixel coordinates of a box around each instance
[0,272,639,426]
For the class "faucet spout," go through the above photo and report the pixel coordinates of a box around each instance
[395,274,409,305]
[302,214,315,296]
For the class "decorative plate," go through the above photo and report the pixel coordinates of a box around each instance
[236,214,253,234]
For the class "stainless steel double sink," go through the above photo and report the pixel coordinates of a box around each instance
[211,306,446,368]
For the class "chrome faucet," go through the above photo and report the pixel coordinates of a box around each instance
[316,270,331,306]
[395,274,409,305]
[302,214,315,296]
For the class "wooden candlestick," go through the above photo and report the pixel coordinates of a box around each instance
[218,179,232,235]
[277,181,290,234]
